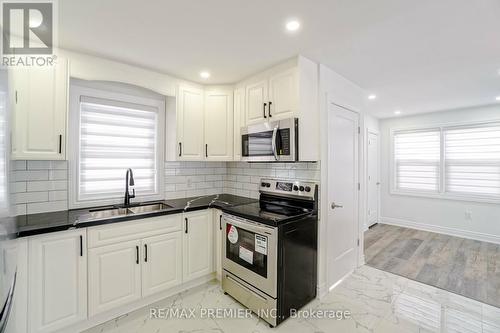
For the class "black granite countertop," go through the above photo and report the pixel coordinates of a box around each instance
[0,194,258,239]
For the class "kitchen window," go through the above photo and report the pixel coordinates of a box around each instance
[69,81,165,208]
[392,122,500,203]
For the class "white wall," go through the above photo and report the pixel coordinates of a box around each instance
[318,64,369,297]
[379,105,500,244]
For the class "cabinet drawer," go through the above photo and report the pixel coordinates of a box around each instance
[88,214,182,248]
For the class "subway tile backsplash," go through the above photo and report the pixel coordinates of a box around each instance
[10,160,69,215]
[224,162,320,199]
[10,160,320,215]
[164,162,226,199]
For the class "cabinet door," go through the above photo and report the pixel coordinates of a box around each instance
[268,68,297,120]
[204,89,233,161]
[233,87,245,160]
[10,58,68,160]
[213,209,223,281]
[29,229,87,333]
[245,80,268,125]
[88,240,141,317]
[177,85,204,160]
[183,210,213,282]
[142,232,182,297]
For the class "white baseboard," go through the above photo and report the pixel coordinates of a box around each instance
[380,216,500,245]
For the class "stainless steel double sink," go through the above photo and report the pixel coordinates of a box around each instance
[83,203,173,222]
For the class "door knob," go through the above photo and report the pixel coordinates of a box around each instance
[331,202,343,210]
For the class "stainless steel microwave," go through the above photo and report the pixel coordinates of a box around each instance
[241,118,298,162]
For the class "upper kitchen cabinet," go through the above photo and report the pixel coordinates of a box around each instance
[241,56,319,161]
[204,88,233,161]
[245,80,268,125]
[245,67,297,125]
[176,85,205,160]
[268,68,298,120]
[10,58,69,160]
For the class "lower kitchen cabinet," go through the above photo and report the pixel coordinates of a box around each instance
[29,229,87,333]
[183,210,214,282]
[88,240,142,317]
[142,232,183,297]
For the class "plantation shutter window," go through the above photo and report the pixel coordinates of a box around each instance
[78,96,159,201]
[444,124,500,199]
[394,130,441,192]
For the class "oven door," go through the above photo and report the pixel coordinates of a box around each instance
[241,118,297,162]
[222,214,277,297]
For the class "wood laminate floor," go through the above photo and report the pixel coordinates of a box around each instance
[364,223,500,308]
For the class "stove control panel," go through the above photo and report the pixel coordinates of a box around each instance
[259,178,317,200]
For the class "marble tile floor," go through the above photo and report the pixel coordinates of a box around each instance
[83,265,500,333]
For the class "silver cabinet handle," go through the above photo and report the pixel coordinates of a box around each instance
[331,202,343,210]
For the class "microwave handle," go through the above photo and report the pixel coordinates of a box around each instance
[271,126,278,161]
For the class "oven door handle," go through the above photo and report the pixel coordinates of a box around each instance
[223,215,276,235]
[271,126,279,161]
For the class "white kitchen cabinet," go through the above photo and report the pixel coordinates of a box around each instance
[239,56,319,161]
[245,80,268,125]
[10,58,68,160]
[213,209,223,281]
[244,68,297,125]
[233,87,245,160]
[142,232,183,297]
[268,68,298,120]
[29,229,87,333]
[204,89,233,161]
[88,240,142,317]
[183,210,214,282]
[177,85,205,160]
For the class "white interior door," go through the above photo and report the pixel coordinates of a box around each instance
[367,132,379,228]
[327,104,359,288]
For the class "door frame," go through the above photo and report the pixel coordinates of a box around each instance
[320,96,364,295]
[365,129,380,230]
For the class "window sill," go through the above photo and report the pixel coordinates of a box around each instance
[389,189,500,205]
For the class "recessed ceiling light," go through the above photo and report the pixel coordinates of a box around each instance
[394,110,401,115]
[199,71,210,79]
[368,94,377,100]
[286,20,300,32]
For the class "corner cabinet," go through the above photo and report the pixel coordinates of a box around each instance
[10,57,69,160]
[29,229,87,333]
[177,85,205,160]
[182,210,214,282]
[204,89,233,161]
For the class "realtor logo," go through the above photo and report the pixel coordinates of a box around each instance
[2,1,53,54]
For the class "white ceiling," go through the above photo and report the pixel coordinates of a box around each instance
[59,0,500,118]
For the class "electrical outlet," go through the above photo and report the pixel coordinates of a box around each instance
[465,210,472,221]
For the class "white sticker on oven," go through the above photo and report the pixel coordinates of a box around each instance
[255,234,268,255]
[227,225,238,244]
[239,246,253,264]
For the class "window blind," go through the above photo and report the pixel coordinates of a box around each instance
[444,124,500,198]
[78,96,159,201]
[0,92,6,213]
[394,130,441,192]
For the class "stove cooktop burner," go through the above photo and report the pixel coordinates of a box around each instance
[222,201,313,226]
